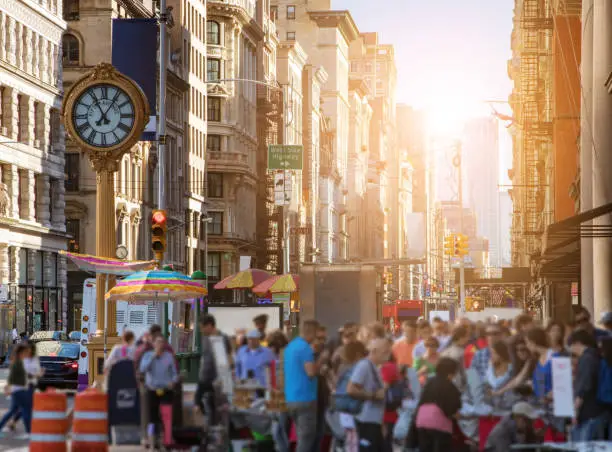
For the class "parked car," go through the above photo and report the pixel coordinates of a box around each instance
[30,331,69,343]
[37,341,81,390]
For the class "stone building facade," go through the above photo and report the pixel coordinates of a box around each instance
[0,0,68,334]
[62,0,189,332]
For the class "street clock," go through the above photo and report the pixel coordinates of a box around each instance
[62,63,150,156]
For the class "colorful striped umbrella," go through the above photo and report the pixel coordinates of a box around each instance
[105,269,207,302]
[214,268,272,290]
[252,274,299,294]
[60,250,156,276]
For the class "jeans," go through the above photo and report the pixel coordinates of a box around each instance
[287,401,317,452]
[571,415,607,442]
[0,389,32,433]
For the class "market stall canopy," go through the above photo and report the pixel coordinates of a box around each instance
[105,269,207,302]
[252,274,299,294]
[213,268,272,290]
[60,250,156,276]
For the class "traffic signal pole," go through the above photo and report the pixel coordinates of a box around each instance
[456,141,466,314]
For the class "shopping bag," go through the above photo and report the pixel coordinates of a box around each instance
[160,403,173,445]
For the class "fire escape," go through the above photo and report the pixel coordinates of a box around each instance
[256,84,284,274]
[517,0,553,259]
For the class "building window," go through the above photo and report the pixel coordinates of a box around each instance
[286,32,295,41]
[62,34,79,65]
[208,97,221,122]
[66,219,80,252]
[207,21,220,45]
[207,252,221,280]
[287,5,295,19]
[65,153,79,191]
[63,0,79,20]
[270,5,278,21]
[364,62,372,73]
[350,61,359,72]
[207,58,221,82]
[207,172,223,198]
[208,211,223,235]
[207,135,221,152]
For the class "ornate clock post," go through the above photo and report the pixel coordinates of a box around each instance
[62,63,150,383]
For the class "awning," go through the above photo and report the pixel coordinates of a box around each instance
[539,202,612,279]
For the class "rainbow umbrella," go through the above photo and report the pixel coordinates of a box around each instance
[252,274,299,294]
[60,250,156,276]
[214,268,272,290]
[105,269,207,302]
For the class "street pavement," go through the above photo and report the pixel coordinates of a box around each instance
[0,367,76,450]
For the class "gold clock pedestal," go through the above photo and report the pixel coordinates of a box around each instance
[88,160,120,386]
[61,63,151,386]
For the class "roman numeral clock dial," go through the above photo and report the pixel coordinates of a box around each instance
[71,84,136,148]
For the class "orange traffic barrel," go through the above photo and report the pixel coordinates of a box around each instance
[30,388,68,452]
[71,387,108,452]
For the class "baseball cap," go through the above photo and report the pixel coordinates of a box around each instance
[512,402,538,419]
[600,312,612,325]
[246,329,261,339]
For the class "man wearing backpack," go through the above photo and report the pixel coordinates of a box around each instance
[568,329,606,441]
[347,338,391,451]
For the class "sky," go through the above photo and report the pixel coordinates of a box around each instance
[332,0,515,185]
[332,0,515,126]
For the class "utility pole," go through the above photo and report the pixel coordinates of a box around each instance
[455,141,466,313]
[158,0,169,336]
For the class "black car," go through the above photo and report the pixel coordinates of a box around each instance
[37,341,81,390]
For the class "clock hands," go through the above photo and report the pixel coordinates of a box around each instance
[95,91,124,127]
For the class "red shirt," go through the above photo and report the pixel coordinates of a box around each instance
[381,361,400,423]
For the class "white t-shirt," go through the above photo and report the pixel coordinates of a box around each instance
[23,357,42,386]
[104,343,135,370]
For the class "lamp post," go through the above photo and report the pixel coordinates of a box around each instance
[191,270,206,351]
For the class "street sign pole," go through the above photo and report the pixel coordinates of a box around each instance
[456,141,466,314]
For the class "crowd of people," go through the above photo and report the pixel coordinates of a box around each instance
[1,306,612,451]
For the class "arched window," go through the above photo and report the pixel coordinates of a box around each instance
[62,34,79,65]
[207,21,220,45]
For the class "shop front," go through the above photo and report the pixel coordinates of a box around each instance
[3,285,64,335]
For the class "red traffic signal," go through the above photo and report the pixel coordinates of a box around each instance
[151,209,167,254]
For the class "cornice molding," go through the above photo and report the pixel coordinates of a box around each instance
[308,10,359,44]
[0,0,65,43]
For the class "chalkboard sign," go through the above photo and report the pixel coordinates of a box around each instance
[107,360,140,427]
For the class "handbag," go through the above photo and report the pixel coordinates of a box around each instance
[330,365,363,414]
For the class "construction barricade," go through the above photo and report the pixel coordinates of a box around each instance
[71,387,108,452]
[30,388,69,452]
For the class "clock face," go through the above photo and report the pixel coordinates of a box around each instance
[71,84,136,148]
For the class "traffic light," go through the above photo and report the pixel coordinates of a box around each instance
[444,234,456,255]
[456,234,469,256]
[387,272,393,285]
[151,209,167,257]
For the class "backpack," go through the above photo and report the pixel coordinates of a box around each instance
[385,378,408,411]
[331,365,363,414]
[597,358,612,405]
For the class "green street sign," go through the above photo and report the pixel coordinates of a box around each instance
[268,145,303,170]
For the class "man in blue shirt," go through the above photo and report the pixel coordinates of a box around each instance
[284,319,326,452]
[235,330,275,387]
